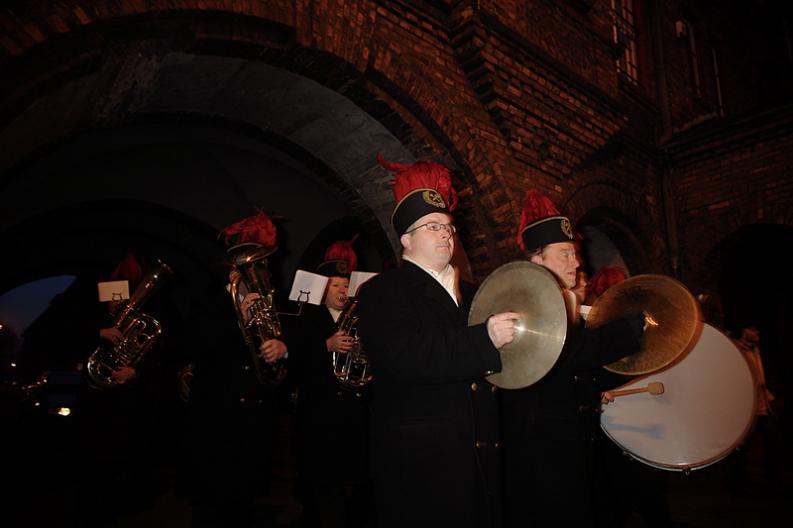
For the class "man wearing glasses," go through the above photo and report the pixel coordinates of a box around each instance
[357,155,517,528]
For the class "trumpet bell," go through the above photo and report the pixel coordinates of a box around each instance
[586,274,701,375]
[468,261,567,389]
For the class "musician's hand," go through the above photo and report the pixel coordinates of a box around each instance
[601,391,615,406]
[326,332,354,353]
[260,339,287,363]
[487,312,520,349]
[642,310,659,333]
[240,293,261,320]
[111,366,137,384]
[99,327,124,345]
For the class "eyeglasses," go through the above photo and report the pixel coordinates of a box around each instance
[405,222,457,235]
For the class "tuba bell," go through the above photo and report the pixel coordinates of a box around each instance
[332,296,373,389]
[86,258,173,389]
[228,243,288,388]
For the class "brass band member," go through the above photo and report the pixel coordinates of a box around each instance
[76,252,173,526]
[501,190,646,528]
[357,155,517,528]
[292,237,373,527]
[181,211,288,528]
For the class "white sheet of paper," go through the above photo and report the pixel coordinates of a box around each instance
[579,304,591,321]
[97,280,130,302]
[349,271,378,297]
[288,270,328,306]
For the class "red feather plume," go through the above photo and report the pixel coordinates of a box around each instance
[517,189,561,250]
[587,266,628,301]
[376,153,458,212]
[111,253,144,286]
[324,235,359,272]
[220,210,278,248]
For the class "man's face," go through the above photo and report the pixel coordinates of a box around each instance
[400,212,455,272]
[324,277,350,310]
[531,242,579,289]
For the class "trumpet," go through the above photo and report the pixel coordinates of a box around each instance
[332,296,373,390]
[228,243,288,388]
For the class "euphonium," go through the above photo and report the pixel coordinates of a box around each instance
[86,258,173,389]
[228,243,288,388]
[332,296,373,389]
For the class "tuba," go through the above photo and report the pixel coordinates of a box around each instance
[332,296,373,389]
[228,243,288,388]
[86,258,173,389]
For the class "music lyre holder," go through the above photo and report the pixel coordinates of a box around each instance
[278,289,311,317]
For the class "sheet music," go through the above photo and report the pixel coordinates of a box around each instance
[288,270,328,306]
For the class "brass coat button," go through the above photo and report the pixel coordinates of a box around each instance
[470,382,478,391]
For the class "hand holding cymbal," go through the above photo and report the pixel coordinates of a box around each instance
[469,261,567,389]
[586,274,701,376]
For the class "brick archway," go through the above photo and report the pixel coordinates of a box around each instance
[1,4,518,279]
[700,224,793,406]
[562,181,661,275]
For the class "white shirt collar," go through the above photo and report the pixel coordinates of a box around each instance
[403,255,459,306]
[326,306,342,323]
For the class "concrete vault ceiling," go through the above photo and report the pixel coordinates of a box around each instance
[1,47,413,294]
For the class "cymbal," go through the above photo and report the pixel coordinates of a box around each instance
[586,274,701,375]
[468,261,567,389]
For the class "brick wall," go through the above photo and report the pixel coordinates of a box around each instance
[666,108,793,293]
[1,0,791,286]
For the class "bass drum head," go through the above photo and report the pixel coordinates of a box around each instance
[600,323,757,471]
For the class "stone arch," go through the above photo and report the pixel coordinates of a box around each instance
[1,199,221,282]
[1,5,516,282]
[575,206,649,277]
[562,182,657,275]
[700,223,793,404]
[683,198,793,290]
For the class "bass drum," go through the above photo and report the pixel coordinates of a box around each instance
[600,323,757,472]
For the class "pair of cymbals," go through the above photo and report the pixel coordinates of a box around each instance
[469,261,701,388]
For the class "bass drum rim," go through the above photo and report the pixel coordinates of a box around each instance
[600,323,757,472]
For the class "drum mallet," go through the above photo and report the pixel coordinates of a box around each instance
[610,382,664,397]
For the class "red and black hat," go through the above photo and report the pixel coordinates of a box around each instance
[316,236,358,278]
[111,252,144,288]
[587,266,628,300]
[377,154,458,235]
[517,189,574,252]
[219,210,278,257]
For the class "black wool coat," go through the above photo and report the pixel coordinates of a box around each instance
[357,260,503,528]
[180,281,278,509]
[501,312,645,528]
[290,303,370,484]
